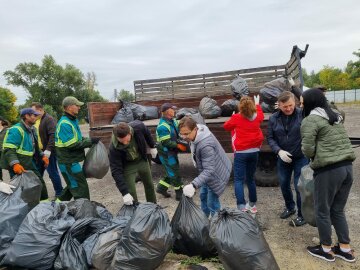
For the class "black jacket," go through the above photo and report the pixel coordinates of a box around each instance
[267,107,305,159]
[39,112,57,152]
[109,120,155,195]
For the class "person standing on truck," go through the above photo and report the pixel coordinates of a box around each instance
[0,119,10,181]
[181,116,231,217]
[0,108,49,200]
[156,103,187,201]
[267,91,308,227]
[223,95,263,213]
[55,96,100,201]
[300,88,356,263]
[109,121,158,205]
[31,102,63,197]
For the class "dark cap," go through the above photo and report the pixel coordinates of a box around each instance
[62,96,84,107]
[20,108,41,116]
[161,103,177,112]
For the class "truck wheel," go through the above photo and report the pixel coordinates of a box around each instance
[254,152,279,187]
[255,168,279,187]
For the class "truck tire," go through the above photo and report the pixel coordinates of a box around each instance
[254,152,279,187]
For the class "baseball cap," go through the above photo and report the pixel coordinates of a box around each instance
[62,96,84,107]
[20,108,41,116]
[161,103,177,112]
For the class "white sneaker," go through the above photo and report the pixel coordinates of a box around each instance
[245,203,257,214]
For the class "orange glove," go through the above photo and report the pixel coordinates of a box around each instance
[177,144,187,152]
[42,156,49,168]
[13,163,26,174]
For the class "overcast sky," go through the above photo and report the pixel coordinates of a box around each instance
[1,0,359,104]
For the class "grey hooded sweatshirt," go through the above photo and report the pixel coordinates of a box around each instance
[191,124,232,196]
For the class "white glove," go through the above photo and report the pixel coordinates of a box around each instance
[278,150,293,163]
[123,193,134,205]
[0,182,16,195]
[274,102,279,110]
[150,148,158,159]
[288,76,295,86]
[183,184,196,198]
[43,150,51,158]
[254,95,260,105]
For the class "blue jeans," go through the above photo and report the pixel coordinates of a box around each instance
[200,184,220,217]
[277,156,309,217]
[39,154,63,197]
[233,152,258,208]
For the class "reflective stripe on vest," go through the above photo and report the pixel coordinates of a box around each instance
[3,126,34,156]
[156,119,179,142]
[55,119,78,147]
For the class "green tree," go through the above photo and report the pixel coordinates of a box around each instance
[318,66,351,90]
[0,86,18,123]
[345,49,360,88]
[302,69,321,88]
[3,55,105,119]
[117,89,135,102]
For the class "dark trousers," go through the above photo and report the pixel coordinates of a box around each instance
[58,162,90,201]
[277,156,308,217]
[38,154,63,197]
[314,164,353,246]
[157,153,183,190]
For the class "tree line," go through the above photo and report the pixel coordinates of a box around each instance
[1,49,359,123]
[303,49,360,90]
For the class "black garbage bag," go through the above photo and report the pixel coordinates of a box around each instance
[67,198,100,220]
[230,76,249,100]
[54,217,110,270]
[298,165,316,227]
[2,202,75,269]
[260,77,291,106]
[220,99,239,116]
[93,201,113,221]
[210,208,279,270]
[176,108,206,125]
[171,196,217,258]
[111,106,134,124]
[260,101,275,113]
[264,77,291,92]
[116,203,138,218]
[111,203,173,270]
[199,97,221,119]
[129,103,159,120]
[84,141,109,179]
[0,171,42,262]
[91,217,130,270]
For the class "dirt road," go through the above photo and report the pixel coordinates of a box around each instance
[11,104,359,270]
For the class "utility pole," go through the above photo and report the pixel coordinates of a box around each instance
[113,89,118,101]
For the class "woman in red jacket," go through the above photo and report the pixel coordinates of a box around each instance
[224,95,264,213]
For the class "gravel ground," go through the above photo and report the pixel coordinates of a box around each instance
[2,104,359,270]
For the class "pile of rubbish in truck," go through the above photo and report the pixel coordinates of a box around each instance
[0,171,280,270]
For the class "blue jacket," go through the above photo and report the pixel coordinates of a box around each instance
[267,108,304,159]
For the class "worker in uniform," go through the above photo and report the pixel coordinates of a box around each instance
[55,96,99,200]
[155,103,187,201]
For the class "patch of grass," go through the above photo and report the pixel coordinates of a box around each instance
[179,256,224,269]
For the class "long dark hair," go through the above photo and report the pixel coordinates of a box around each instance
[301,88,338,125]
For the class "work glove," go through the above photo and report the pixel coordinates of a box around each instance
[13,163,26,175]
[42,156,49,168]
[274,102,279,110]
[254,95,260,106]
[123,193,134,205]
[0,182,16,195]
[183,183,196,198]
[287,76,295,86]
[149,148,158,159]
[177,144,187,152]
[278,150,293,163]
[91,137,101,144]
[43,150,51,158]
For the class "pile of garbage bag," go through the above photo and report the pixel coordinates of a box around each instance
[176,108,206,124]
[112,101,159,124]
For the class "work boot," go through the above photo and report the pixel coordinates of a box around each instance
[156,185,171,198]
[175,188,183,201]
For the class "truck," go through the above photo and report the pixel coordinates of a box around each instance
[88,45,310,186]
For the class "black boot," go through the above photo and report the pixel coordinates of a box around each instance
[156,184,171,198]
[175,188,183,201]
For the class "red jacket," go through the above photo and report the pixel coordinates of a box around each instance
[223,105,264,151]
